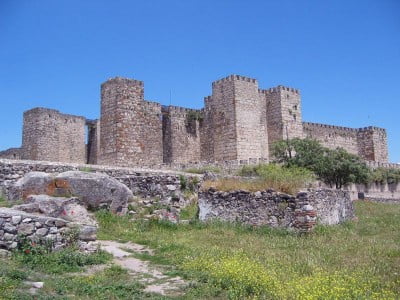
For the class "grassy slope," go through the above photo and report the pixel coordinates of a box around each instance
[0,201,399,299]
[96,201,400,299]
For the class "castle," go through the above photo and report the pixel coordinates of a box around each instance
[0,74,389,166]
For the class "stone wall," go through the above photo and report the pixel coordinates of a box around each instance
[162,106,201,164]
[86,119,100,164]
[0,159,200,205]
[0,148,22,160]
[98,77,163,167]
[303,122,360,156]
[0,207,78,251]
[21,108,86,164]
[199,188,354,229]
[303,122,388,163]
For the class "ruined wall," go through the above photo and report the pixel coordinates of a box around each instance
[0,148,22,160]
[264,86,303,151]
[21,108,86,164]
[0,159,201,211]
[199,188,353,230]
[98,77,163,167]
[162,106,201,164]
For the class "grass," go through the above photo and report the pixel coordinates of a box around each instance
[1,201,399,299]
[0,195,24,208]
[183,166,221,174]
[95,201,400,299]
[202,164,315,194]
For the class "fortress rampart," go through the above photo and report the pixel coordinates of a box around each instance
[0,74,392,166]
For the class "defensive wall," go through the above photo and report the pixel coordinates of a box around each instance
[303,122,388,162]
[0,74,391,166]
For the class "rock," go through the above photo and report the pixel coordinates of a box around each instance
[22,218,32,223]
[0,249,11,258]
[4,223,17,233]
[36,227,48,237]
[8,171,132,214]
[78,225,97,241]
[18,223,35,235]
[32,282,44,289]
[11,215,22,225]
[13,195,97,226]
[166,185,177,191]
[8,172,53,201]
[4,233,14,241]
[55,171,131,214]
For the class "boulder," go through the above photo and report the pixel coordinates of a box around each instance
[55,171,131,214]
[13,195,97,226]
[8,171,132,214]
[8,172,52,201]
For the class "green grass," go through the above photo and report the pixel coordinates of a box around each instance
[1,201,399,299]
[95,201,400,299]
[183,166,221,174]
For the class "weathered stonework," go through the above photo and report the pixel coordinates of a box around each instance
[303,123,389,162]
[1,74,391,165]
[198,188,354,230]
[0,207,91,251]
[98,78,163,167]
[20,108,86,164]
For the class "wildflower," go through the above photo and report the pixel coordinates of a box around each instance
[24,249,30,254]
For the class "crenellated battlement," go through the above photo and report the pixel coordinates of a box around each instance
[101,76,144,87]
[260,85,300,95]
[303,122,359,132]
[358,126,387,133]
[162,105,202,118]
[212,74,257,87]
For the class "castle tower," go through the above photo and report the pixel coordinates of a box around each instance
[21,107,86,163]
[357,127,388,162]
[263,85,303,151]
[202,75,269,162]
[98,77,163,167]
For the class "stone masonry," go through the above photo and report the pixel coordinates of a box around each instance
[0,74,390,165]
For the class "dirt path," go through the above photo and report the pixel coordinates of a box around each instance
[99,240,187,296]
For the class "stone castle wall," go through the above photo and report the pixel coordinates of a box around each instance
[21,108,86,164]
[303,122,389,162]
[2,74,391,166]
[162,106,201,164]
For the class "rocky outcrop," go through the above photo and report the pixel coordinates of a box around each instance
[0,207,94,251]
[198,188,353,231]
[8,171,132,214]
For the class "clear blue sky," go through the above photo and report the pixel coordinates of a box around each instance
[0,0,399,162]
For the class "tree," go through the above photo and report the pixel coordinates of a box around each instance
[315,148,369,189]
[272,138,370,189]
[272,138,326,170]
